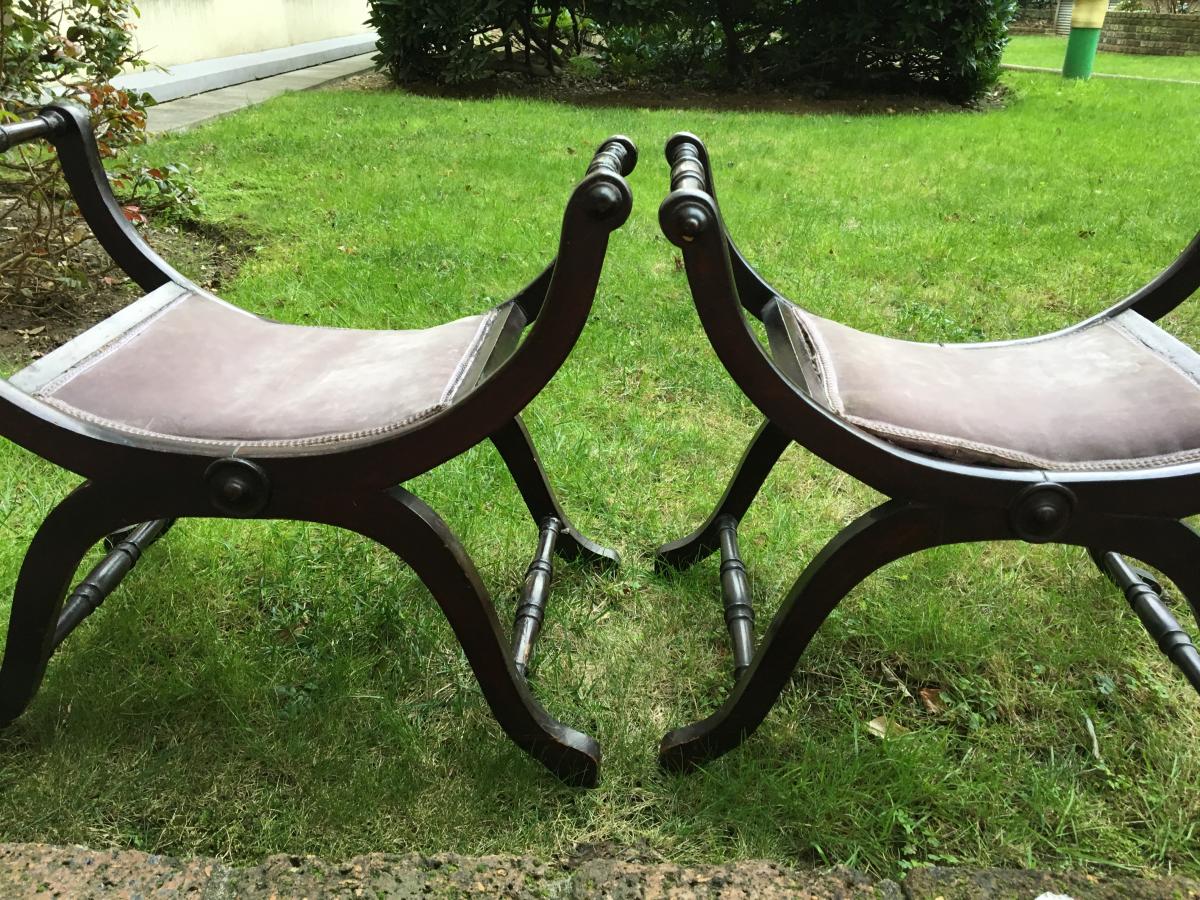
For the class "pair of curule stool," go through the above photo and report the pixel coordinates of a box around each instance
[1,108,1199,787]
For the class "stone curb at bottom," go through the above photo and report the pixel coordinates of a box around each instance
[0,843,1197,899]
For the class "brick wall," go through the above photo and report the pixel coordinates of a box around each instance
[1011,9,1056,35]
[1099,11,1200,56]
[1011,8,1200,54]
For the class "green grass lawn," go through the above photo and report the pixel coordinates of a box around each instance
[1,71,1199,877]
[1005,34,1200,80]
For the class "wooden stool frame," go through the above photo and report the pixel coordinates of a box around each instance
[0,104,636,786]
[655,132,1200,772]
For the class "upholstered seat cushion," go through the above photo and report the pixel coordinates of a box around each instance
[773,300,1200,471]
[11,284,506,456]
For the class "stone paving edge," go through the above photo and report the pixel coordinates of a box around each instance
[0,843,1197,899]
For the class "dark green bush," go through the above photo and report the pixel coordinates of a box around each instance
[368,0,496,83]
[368,0,585,84]
[597,19,724,81]
[771,0,1018,100]
[369,0,1017,100]
[591,0,1016,98]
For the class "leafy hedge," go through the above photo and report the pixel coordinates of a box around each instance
[368,0,1017,100]
[771,0,1018,100]
[367,0,584,83]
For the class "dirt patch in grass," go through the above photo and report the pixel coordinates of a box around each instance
[0,216,251,366]
[331,69,1007,116]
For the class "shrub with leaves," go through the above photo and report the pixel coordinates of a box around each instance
[373,0,1016,99]
[590,0,1017,99]
[0,0,182,306]
[368,0,587,84]
[770,0,1019,100]
[597,18,724,81]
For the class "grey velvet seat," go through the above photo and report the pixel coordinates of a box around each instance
[10,283,512,457]
[769,300,1200,472]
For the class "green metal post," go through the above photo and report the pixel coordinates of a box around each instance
[1063,0,1108,80]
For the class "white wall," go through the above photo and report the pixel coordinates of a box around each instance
[132,0,371,67]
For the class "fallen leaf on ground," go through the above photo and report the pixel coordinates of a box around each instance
[868,716,910,739]
[1084,714,1102,762]
[918,687,945,714]
[881,663,913,699]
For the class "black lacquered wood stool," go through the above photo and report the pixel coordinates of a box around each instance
[655,132,1200,772]
[0,104,636,786]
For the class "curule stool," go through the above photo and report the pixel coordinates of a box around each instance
[0,103,636,786]
[655,132,1200,772]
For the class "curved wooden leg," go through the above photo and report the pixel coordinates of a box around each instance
[655,419,791,572]
[328,486,601,786]
[490,416,618,567]
[660,500,1005,771]
[0,480,139,725]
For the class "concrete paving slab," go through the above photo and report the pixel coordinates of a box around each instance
[115,33,377,102]
[270,70,345,90]
[146,53,375,133]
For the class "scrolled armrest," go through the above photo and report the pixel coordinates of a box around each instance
[660,133,718,248]
[6,102,184,292]
[587,136,637,178]
[1124,230,1200,323]
[572,135,636,230]
[665,132,709,195]
[0,111,65,152]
